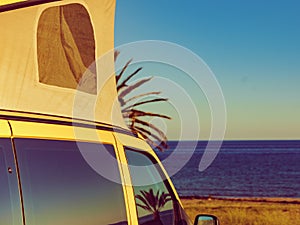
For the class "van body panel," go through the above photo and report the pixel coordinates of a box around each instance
[0,120,12,137]
[114,133,152,153]
[0,111,192,225]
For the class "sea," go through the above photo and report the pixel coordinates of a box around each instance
[155,140,300,198]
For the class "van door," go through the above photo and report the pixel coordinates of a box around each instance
[0,121,23,225]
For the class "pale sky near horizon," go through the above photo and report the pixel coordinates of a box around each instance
[114,1,300,140]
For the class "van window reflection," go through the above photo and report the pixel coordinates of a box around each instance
[15,139,128,225]
[0,146,13,224]
[125,149,190,225]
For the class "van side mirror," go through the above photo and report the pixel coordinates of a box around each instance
[194,214,219,225]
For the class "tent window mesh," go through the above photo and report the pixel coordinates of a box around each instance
[37,4,97,94]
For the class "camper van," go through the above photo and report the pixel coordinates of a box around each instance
[0,110,221,225]
[0,0,219,225]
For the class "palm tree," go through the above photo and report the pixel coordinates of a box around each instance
[135,188,172,222]
[115,51,171,151]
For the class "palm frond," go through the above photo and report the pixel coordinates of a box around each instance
[134,126,168,149]
[123,109,171,120]
[131,127,166,151]
[122,98,168,112]
[135,189,172,213]
[115,50,171,152]
[134,130,164,152]
[133,118,169,141]
[148,189,157,209]
[124,91,161,104]
[136,203,152,212]
[132,125,152,136]
[158,192,171,209]
[136,193,154,211]
[118,77,152,100]
[117,67,143,92]
[116,59,133,84]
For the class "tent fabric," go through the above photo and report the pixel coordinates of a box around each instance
[0,0,127,128]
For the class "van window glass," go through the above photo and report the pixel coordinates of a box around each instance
[0,144,13,224]
[125,149,192,225]
[125,149,175,225]
[37,4,97,94]
[14,139,128,225]
[0,138,23,225]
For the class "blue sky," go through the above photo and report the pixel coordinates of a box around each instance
[114,1,300,140]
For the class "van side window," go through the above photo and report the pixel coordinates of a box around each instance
[125,149,176,225]
[14,139,128,225]
[0,138,22,225]
[0,141,13,224]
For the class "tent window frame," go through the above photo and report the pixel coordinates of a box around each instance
[37,3,97,94]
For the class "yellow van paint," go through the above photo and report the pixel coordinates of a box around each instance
[8,120,114,143]
[108,141,135,225]
[0,120,11,137]
[114,132,152,153]
[114,135,139,225]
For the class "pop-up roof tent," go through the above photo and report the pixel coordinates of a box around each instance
[0,0,126,127]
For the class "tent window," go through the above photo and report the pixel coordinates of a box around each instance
[37,4,97,94]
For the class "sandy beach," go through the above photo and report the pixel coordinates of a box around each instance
[181,196,300,225]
